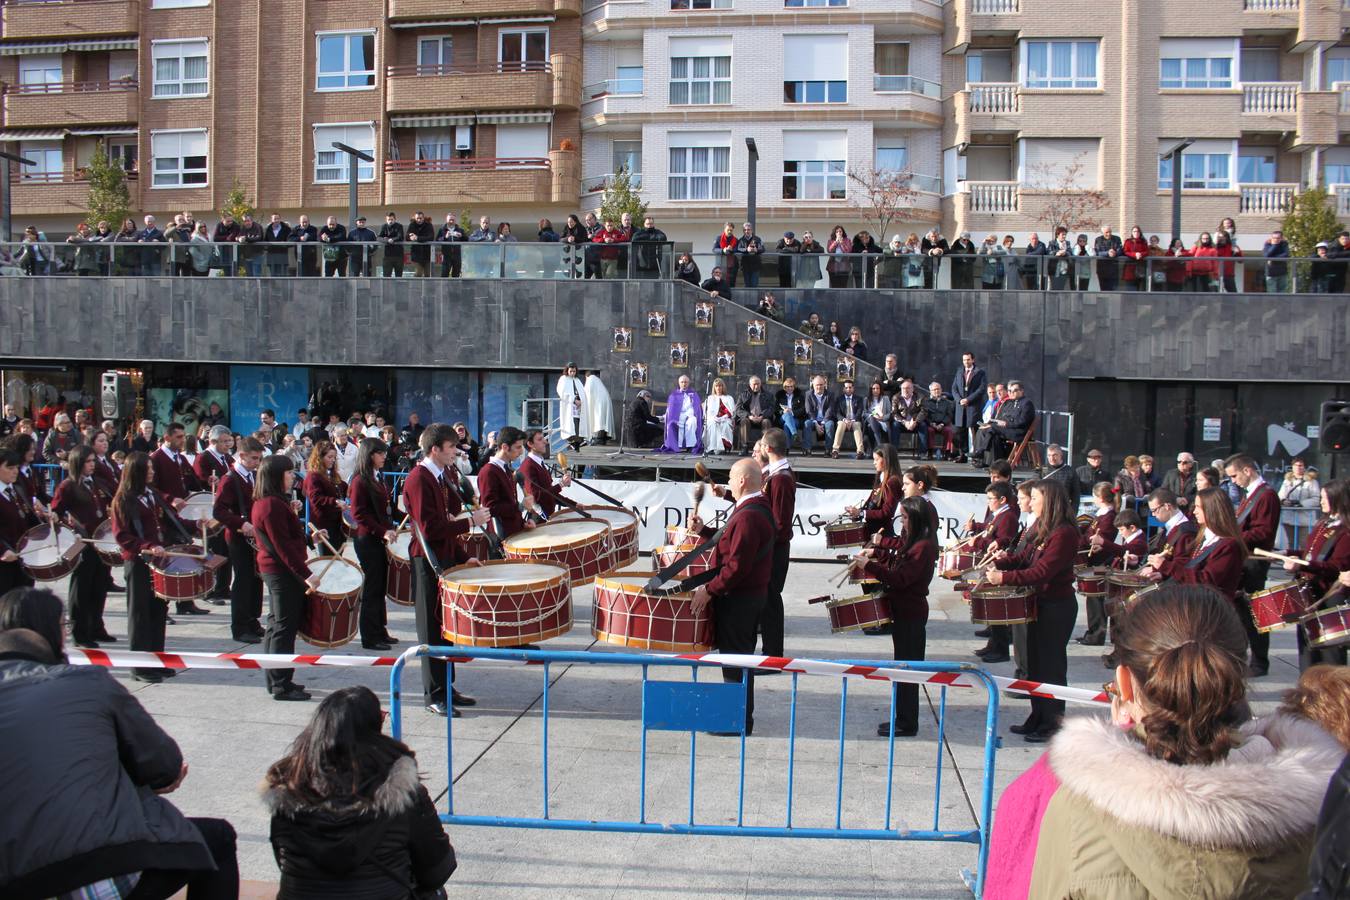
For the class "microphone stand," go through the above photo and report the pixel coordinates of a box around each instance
[609,351,630,460]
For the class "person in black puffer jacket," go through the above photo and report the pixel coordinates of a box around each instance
[263,685,456,900]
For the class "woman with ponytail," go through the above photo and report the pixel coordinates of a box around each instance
[985,583,1342,899]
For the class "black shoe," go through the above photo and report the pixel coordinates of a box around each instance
[207,597,227,606]
[426,701,461,717]
[974,627,992,638]
[107,583,126,593]
[72,638,100,649]
[362,641,392,651]
[1023,731,1052,744]
[862,623,893,635]
[1248,662,1269,678]
[250,622,266,637]
[131,671,163,683]
[974,644,996,657]
[755,667,782,676]
[979,652,1011,664]
[709,721,753,737]
[877,721,918,737]
[97,631,117,642]
[273,686,311,701]
[1077,635,1105,647]
[1009,721,1036,735]
[451,689,477,707]
[161,669,177,678]
[233,633,262,645]
[166,615,177,625]
[176,602,210,615]
[954,454,968,464]
[382,633,400,645]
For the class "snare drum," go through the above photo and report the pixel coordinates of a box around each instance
[385,528,414,607]
[342,508,358,537]
[969,585,1036,625]
[90,519,123,567]
[1305,605,1350,649]
[653,543,716,577]
[463,530,493,561]
[1249,581,1315,633]
[955,569,985,602]
[177,491,221,538]
[439,560,572,647]
[1104,572,1153,617]
[18,523,84,582]
[554,505,640,572]
[940,547,979,580]
[502,519,612,585]
[825,521,868,549]
[824,592,892,633]
[299,556,363,648]
[1075,565,1110,596]
[149,546,222,603]
[592,570,714,652]
[665,525,702,548]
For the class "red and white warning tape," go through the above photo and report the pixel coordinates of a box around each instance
[66,647,1109,706]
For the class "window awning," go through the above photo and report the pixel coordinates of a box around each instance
[67,127,138,136]
[0,41,69,56]
[0,37,138,55]
[390,114,477,127]
[68,38,139,52]
[475,111,553,125]
[388,18,476,28]
[478,15,554,23]
[389,14,552,27]
[0,129,66,140]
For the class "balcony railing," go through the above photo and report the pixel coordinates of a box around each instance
[1335,184,1350,217]
[4,78,138,95]
[583,78,643,100]
[582,171,643,193]
[968,82,1018,113]
[1242,0,1297,9]
[385,157,550,173]
[1242,82,1298,114]
[972,0,1017,10]
[967,181,1019,213]
[1238,182,1298,214]
[873,75,940,97]
[11,169,138,185]
[386,61,551,78]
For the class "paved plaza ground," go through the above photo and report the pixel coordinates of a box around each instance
[63,559,1303,898]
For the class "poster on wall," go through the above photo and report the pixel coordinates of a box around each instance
[229,365,310,436]
[147,388,229,435]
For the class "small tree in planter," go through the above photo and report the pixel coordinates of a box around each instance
[847,166,919,247]
[85,141,132,228]
[600,166,647,224]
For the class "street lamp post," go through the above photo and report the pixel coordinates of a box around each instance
[745,137,759,230]
[1160,138,1194,247]
[0,149,37,243]
[331,141,374,274]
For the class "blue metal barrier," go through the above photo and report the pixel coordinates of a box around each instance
[32,462,62,497]
[389,646,1002,897]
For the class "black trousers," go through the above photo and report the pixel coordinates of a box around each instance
[1239,559,1271,666]
[260,570,305,694]
[889,617,927,732]
[0,559,34,595]
[228,535,263,639]
[207,532,231,597]
[68,546,109,643]
[988,622,1030,677]
[413,556,454,703]
[353,534,389,643]
[1025,594,1077,733]
[759,543,789,657]
[440,247,461,278]
[126,817,238,900]
[1084,594,1107,639]
[714,592,766,729]
[126,559,168,677]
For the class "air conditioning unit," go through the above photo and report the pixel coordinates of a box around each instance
[455,126,473,151]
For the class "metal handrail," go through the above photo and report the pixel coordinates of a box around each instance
[385,61,552,77]
[11,169,139,184]
[4,79,138,94]
[383,157,550,173]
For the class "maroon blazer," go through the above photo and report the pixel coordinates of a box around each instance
[304,470,344,537]
[1098,529,1147,563]
[862,537,938,623]
[1172,536,1245,602]
[0,485,37,549]
[763,465,797,545]
[192,449,233,487]
[348,475,393,540]
[478,460,525,539]
[251,495,311,578]
[19,465,49,506]
[52,478,104,535]
[519,455,562,517]
[862,475,903,537]
[996,523,1079,601]
[213,468,254,543]
[403,463,467,567]
[1154,521,1199,580]
[111,492,164,561]
[701,494,775,598]
[150,447,201,500]
[1299,521,1350,595]
[973,506,1019,554]
[1235,482,1280,551]
[93,456,120,498]
[1081,508,1118,564]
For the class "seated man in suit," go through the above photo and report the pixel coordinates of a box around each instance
[973,380,1035,467]
[734,376,775,455]
[802,375,835,457]
[626,390,663,449]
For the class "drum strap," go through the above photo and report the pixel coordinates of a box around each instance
[1314,528,1341,564]
[151,490,194,543]
[1185,539,1219,569]
[410,519,444,577]
[645,504,775,591]
[254,526,308,585]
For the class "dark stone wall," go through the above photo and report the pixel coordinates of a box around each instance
[3,278,1346,426]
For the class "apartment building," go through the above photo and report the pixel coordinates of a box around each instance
[578,0,947,244]
[943,0,1350,242]
[0,0,581,231]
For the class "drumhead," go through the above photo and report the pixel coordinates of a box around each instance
[444,561,568,587]
[178,492,216,522]
[388,528,413,560]
[306,556,363,594]
[21,544,67,567]
[504,520,609,551]
[557,506,637,530]
[19,523,57,550]
[92,518,118,545]
[157,546,209,574]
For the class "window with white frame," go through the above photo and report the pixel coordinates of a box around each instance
[495,123,550,163]
[151,129,208,187]
[783,34,847,103]
[109,139,137,173]
[1326,51,1349,88]
[1237,150,1276,184]
[781,130,846,199]
[1020,138,1099,188]
[1021,40,1097,89]
[785,0,846,7]
[152,40,209,97]
[669,36,731,104]
[314,123,375,183]
[1159,38,1234,89]
[875,143,907,173]
[317,32,375,90]
[670,0,732,10]
[152,0,208,8]
[18,141,62,180]
[668,134,730,200]
[417,36,452,74]
[499,29,548,70]
[613,139,642,183]
[18,55,62,88]
[1321,148,1350,186]
[1158,139,1234,190]
[415,128,452,161]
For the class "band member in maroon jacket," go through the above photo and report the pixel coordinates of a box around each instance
[972,482,1019,554]
[214,437,264,643]
[846,444,903,539]
[1283,479,1350,669]
[7,433,51,509]
[688,459,776,735]
[348,437,399,650]
[1141,488,1200,582]
[251,455,321,702]
[1225,453,1282,676]
[854,497,938,737]
[902,465,942,534]
[1076,481,1120,646]
[52,446,111,648]
[978,481,1035,668]
[194,425,235,603]
[756,429,795,658]
[406,424,491,717]
[519,429,572,517]
[148,423,206,616]
[0,448,39,595]
[111,452,173,682]
[1088,508,1147,566]
[304,441,347,554]
[987,480,1080,743]
[1169,488,1247,605]
[90,430,121,498]
[478,426,531,540]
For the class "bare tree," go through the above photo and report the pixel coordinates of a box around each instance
[1026,153,1110,235]
[847,167,920,244]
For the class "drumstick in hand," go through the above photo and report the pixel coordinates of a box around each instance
[306,523,344,583]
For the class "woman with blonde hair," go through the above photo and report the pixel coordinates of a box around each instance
[303,439,346,553]
[702,378,735,455]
